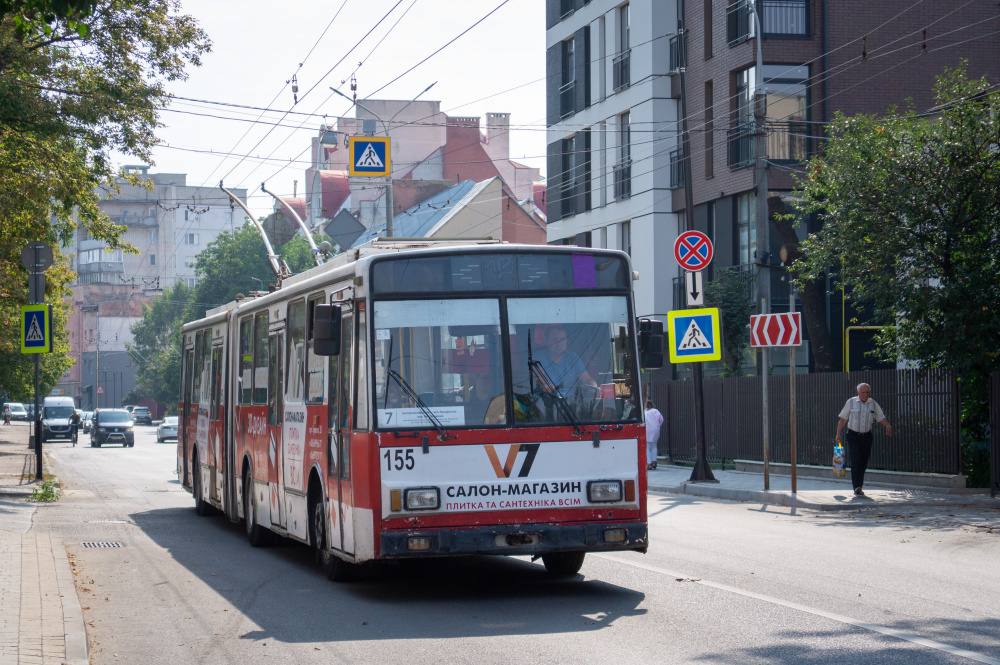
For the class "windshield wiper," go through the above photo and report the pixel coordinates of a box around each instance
[386,369,454,440]
[529,360,584,436]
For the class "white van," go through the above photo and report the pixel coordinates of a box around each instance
[41,396,77,442]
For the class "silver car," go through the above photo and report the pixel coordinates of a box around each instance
[156,416,179,443]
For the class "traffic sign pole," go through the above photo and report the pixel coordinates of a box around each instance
[22,242,52,482]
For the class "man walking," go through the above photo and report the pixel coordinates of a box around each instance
[835,383,892,495]
[644,400,664,470]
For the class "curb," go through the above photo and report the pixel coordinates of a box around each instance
[648,482,1000,511]
[54,541,89,665]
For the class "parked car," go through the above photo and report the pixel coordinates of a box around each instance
[131,406,152,425]
[156,416,179,443]
[90,409,134,447]
[41,396,77,442]
[4,402,28,421]
[81,411,94,433]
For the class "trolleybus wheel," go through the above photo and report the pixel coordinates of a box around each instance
[193,455,211,516]
[244,472,268,547]
[541,551,586,576]
[311,498,329,567]
[324,554,359,583]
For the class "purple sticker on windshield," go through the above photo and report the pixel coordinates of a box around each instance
[571,253,597,289]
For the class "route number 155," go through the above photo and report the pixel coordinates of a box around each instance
[383,448,416,471]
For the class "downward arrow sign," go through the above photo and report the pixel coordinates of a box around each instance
[685,271,704,306]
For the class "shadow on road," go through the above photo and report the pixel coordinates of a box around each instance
[129,506,647,643]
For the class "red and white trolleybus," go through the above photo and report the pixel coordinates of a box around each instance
[177,239,662,579]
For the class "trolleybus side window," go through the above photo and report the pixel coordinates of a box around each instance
[326,344,340,478]
[200,331,213,406]
[193,331,204,404]
[268,333,283,426]
[338,312,354,479]
[287,299,306,404]
[355,307,368,431]
[252,312,268,405]
[305,295,325,405]
[239,317,252,404]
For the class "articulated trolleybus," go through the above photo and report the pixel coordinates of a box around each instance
[178,239,663,579]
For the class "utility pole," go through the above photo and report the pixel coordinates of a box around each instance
[677,4,716,484]
[331,82,436,239]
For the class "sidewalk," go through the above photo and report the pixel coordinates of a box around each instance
[0,422,88,665]
[647,461,998,511]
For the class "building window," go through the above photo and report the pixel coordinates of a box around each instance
[736,193,756,266]
[726,0,755,45]
[150,254,156,266]
[184,233,199,245]
[728,66,756,169]
[704,0,713,58]
[705,80,714,178]
[183,277,197,288]
[560,131,592,218]
[149,231,157,243]
[621,221,631,257]
[763,64,810,161]
[613,4,630,91]
[669,148,684,189]
[614,112,631,200]
[560,37,576,118]
[762,0,808,36]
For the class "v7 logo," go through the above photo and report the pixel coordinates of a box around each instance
[484,444,540,478]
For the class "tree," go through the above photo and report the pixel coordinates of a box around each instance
[790,66,1000,434]
[705,267,753,377]
[0,1,209,398]
[125,223,320,406]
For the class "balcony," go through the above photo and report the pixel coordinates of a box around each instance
[727,0,754,45]
[668,35,681,73]
[727,123,756,169]
[669,149,685,189]
[762,0,807,35]
[613,160,632,201]
[613,49,631,91]
[560,0,574,19]
[559,80,576,119]
[766,120,810,161]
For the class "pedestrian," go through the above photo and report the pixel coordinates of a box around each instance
[3,404,10,426]
[644,400,664,470]
[835,383,892,496]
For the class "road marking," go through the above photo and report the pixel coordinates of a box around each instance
[594,554,1000,665]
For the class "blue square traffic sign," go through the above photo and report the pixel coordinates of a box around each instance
[21,305,52,354]
[667,308,721,363]
[349,137,391,177]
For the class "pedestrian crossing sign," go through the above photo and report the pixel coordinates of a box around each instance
[21,304,52,354]
[348,137,391,177]
[667,308,721,363]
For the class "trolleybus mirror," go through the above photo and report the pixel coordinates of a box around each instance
[637,318,664,369]
[313,304,342,356]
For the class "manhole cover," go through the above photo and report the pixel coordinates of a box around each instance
[82,542,123,548]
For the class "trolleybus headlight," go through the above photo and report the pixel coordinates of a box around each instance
[403,487,440,511]
[587,480,623,503]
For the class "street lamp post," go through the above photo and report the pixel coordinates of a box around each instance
[330,82,437,238]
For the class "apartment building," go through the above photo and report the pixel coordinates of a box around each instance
[674,0,999,373]
[57,167,248,407]
[545,0,682,323]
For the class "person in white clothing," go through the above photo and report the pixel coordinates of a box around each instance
[644,400,664,470]
[835,383,892,496]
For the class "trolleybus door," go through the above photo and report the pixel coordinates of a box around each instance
[209,344,224,502]
[328,310,354,555]
[268,331,286,528]
[180,345,194,487]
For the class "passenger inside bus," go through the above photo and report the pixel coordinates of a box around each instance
[464,373,504,425]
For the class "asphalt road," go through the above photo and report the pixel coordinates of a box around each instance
[34,426,1000,665]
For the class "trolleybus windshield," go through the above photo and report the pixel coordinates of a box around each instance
[370,251,639,431]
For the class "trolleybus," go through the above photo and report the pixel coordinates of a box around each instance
[178,239,662,579]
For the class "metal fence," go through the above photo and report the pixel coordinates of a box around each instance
[648,369,961,474]
[991,370,999,498]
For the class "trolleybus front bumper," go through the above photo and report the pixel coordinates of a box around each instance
[380,521,647,558]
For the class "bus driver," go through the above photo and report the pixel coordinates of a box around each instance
[537,326,598,392]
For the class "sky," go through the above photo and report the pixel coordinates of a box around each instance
[141,0,546,219]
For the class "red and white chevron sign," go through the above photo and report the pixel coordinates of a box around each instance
[750,313,802,347]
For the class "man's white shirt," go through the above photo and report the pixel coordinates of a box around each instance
[839,397,885,433]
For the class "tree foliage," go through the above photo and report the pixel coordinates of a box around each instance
[790,66,1000,434]
[125,224,320,407]
[0,1,209,399]
[705,267,753,377]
